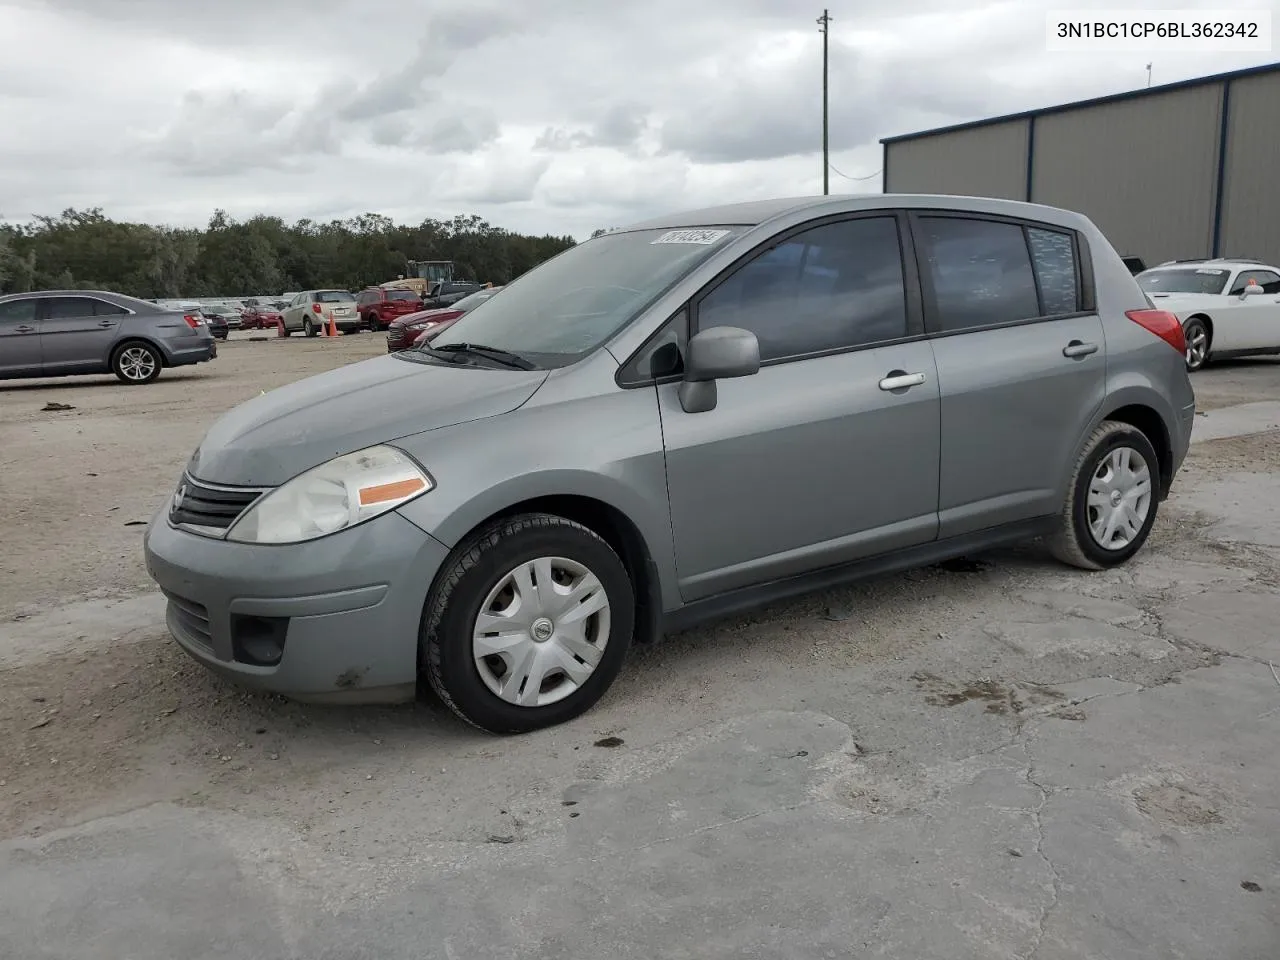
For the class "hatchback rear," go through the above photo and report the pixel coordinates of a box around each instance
[145,194,1192,734]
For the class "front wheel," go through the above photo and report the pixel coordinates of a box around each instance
[422,513,635,734]
[1049,421,1160,570]
[1183,317,1210,371]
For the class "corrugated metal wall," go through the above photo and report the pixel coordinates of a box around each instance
[884,121,1028,200]
[1218,71,1280,263]
[882,68,1280,268]
[1031,84,1223,265]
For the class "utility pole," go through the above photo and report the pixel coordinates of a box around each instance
[818,9,832,195]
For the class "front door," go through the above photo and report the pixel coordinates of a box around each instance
[909,213,1107,537]
[657,214,941,603]
[38,295,126,373]
[1225,269,1280,351]
[0,297,42,376]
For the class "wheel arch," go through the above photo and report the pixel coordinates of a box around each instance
[414,485,669,647]
[1098,402,1173,498]
[110,336,168,369]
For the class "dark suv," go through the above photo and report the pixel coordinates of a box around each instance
[356,288,424,330]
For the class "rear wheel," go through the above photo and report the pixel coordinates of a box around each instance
[1184,317,1210,371]
[303,318,316,338]
[422,513,635,734]
[111,341,162,384]
[1050,421,1160,570]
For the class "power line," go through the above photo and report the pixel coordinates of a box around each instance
[829,162,883,182]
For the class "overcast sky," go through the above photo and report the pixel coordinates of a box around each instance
[1,0,1274,239]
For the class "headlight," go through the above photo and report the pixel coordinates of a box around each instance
[225,444,432,544]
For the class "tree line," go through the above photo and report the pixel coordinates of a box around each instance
[0,208,578,299]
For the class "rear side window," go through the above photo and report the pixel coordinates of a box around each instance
[94,300,128,316]
[1027,227,1080,315]
[698,216,908,362]
[916,217,1040,332]
[45,297,99,319]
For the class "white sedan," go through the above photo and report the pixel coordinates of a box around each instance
[1137,259,1280,371]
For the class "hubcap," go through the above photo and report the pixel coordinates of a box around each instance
[1087,446,1153,550]
[119,347,156,381]
[1186,327,1207,366]
[471,556,611,708]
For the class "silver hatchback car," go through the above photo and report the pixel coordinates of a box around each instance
[0,290,217,384]
[144,195,1195,733]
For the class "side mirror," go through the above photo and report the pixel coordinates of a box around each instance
[1240,284,1265,298]
[678,326,761,414]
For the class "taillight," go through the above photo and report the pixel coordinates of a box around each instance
[1125,308,1186,354]
[312,303,322,314]
[183,314,203,328]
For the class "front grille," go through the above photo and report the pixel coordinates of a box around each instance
[169,474,266,533]
[164,590,214,654]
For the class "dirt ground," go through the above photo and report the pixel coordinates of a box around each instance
[0,345,1278,840]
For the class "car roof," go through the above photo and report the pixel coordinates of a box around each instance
[1150,258,1277,270]
[0,289,163,311]
[614,193,1093,234]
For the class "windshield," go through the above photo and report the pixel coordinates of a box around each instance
[387,289,419,301]
[1137,268,1229,295]
[427,227,742,366]
[315,290,355,303]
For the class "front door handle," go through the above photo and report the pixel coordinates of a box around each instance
[879,371,927,391]
[1063,340,1099,358]
[15,324,36,333]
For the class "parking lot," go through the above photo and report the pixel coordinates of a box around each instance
[3,339,1280,957]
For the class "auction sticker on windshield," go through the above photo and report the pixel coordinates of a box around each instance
[651,229,730,245]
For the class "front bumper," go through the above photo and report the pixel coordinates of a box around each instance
[144,509,450,702]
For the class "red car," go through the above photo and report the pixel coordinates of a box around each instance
[385,287,503,352]
[357,287,425,331]
[240,299,285,330]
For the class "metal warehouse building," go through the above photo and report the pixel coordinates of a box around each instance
[880,62,1280,268]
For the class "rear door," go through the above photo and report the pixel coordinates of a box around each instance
[655,213,942,602]
[1225,269,1280,350]
[909,213,1106,538]
[38,296,128,373]
[0,297,42,376]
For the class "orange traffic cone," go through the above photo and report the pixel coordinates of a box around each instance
[326,311,338,337]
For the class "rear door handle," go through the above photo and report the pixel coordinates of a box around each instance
[98,320,117,328]
[1063,340,1099,358]
[879,371,927,391]
[15,324,36,333]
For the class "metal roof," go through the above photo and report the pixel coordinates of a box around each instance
[880,60,1280,145]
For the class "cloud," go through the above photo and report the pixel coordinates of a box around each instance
[1,0,1275,242]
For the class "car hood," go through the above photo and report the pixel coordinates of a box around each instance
[189,354,548,486]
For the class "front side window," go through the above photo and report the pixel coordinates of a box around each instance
[917,217,1041,332]
[425,226,743,367]
[1229,269,1280,295]
[696,216,908,362]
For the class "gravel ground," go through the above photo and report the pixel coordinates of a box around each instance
[2,342,1279,958]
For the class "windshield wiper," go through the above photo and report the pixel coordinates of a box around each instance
[423,343,536,370]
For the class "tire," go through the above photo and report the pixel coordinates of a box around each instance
[422,513,635,734]
[303,318,316,338]
[1183,317,1211,371]
[1049,421,1160,571]
[111,341,162,384]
